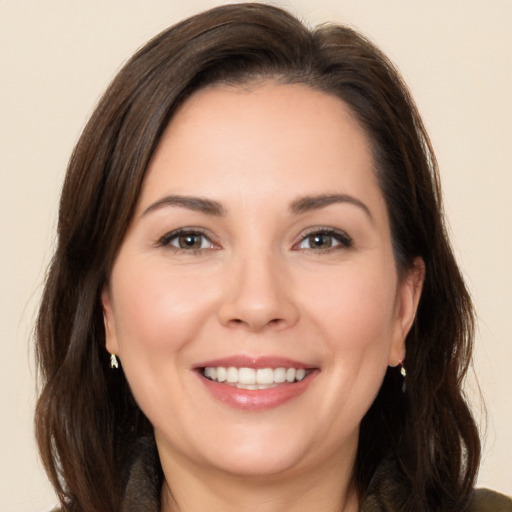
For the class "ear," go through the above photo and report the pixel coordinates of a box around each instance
[101,286,119,355]
[389,257,425,367]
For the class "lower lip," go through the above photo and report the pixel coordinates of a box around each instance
[198,371,317,411]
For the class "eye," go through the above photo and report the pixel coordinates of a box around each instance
[295,229,352,251]
[158,229,216,251]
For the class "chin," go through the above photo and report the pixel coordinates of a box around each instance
[203,445,312,479]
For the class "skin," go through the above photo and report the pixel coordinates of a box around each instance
[102,83,424,512]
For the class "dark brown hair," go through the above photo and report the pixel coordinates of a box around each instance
[35,3,480,511]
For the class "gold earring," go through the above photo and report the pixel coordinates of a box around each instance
[398,360,406,393]
[110,353,119,369]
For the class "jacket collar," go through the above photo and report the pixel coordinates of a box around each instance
[120,439,405,512]
[121,439,161,512]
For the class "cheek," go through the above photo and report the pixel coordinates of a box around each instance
[107,260,220,425]
[289,261,399,443]
[109,259,218,361]
[302,260,398,363]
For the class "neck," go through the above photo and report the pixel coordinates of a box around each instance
[159,446,359,512]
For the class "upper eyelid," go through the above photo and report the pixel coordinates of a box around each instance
[157,227,217,246]
[156,226,352,248]
[292,227,353,251]
[296,226,352,241]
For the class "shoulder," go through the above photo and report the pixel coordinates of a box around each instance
[469,488,512,512]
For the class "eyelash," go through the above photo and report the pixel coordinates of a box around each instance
[293,228,353,252]
[157,227,353,254]
[157,228,217,253]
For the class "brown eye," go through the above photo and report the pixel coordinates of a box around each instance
[159,230,214,251]
[296,229,352,251]
[177,233,204,249]
[308,234,334,249]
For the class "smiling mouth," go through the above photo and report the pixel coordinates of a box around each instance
[201,366,310,390]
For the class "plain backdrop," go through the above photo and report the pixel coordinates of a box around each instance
[1,1,511,510]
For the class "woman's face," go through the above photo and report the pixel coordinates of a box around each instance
[102,83,422,480]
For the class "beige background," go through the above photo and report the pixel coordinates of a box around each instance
[1,1,511,510]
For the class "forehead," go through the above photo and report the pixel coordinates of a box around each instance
[138,82,382,213]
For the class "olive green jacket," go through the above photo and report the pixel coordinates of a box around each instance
[360,459,512,512]
[52,443,512,511]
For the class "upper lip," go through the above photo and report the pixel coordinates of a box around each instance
[193,354,314,370]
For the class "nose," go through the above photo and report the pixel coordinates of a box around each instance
[217,253,299,333]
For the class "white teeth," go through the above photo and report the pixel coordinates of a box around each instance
[256,368,274,384]
[226,367,238,383]
[216,367,227,382]
[237,384,259,390]
[204,367,216,380]
[203,366,309,386]
[274,367,286,383]
[239,367,256,384]
[296,368,306,381]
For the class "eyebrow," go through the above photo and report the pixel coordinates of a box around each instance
[142,195,226,217]
[290,194,373,221]
[141,193,372,221]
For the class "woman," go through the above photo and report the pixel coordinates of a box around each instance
[34,3,512,511]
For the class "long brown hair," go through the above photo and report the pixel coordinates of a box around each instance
[35,3,480,511]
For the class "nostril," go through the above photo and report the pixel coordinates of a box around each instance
[226,316,285,331]
[227,318,246,327]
